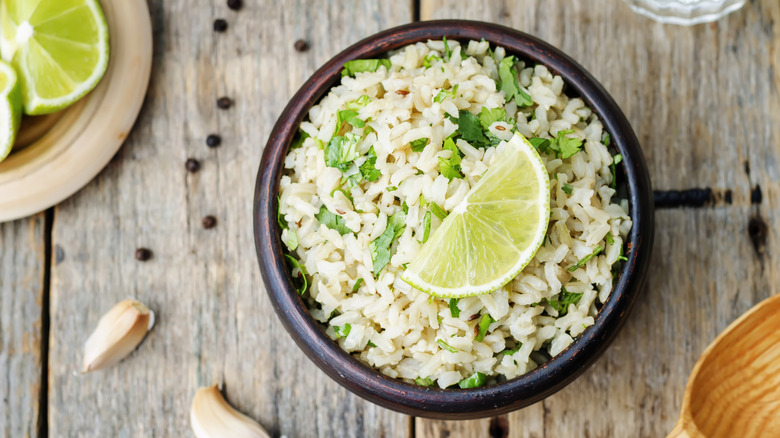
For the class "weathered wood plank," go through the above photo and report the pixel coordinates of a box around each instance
[0,214,45,438]
[417,0,780,436]
[48,1,412,437]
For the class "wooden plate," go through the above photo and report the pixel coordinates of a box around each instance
[0,0,153,222]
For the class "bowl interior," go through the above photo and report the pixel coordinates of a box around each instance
[254,20,654,419]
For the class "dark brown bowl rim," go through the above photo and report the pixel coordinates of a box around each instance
[253,20,654,419]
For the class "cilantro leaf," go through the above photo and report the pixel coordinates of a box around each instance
[434,84,458,103]
[449,298,460,318]
[420,210,432,243]
[334,323,351,339]
[415,376,435,387]
[325,133,361,172]
[284,254,308,296]
[498,56,532,107]
[352,278,364,293]
[315,205,352,235]
[283,228,298,251]
[410,138,429,152]
[476,314,494,342]
[438,137,464,180]
[528,137,551,152]
[369,210,406,274]
[554,130,583,159]
[341,59,392,77]
[602,132,611,146]
[568,245,603,271]
[458,372,486,388]
[337,109,365,131]
[477,107,507,130]
[544,287,584,316]
[605,233,615,245]
[456,109,489,147]
[291,129,310,149]
[430,202,448,221]
[562,183,573,195]
[359,146,382,182]
[345,95,371,110]
[436,339,459,353]
[367,341,377,348]
[610,153,624,188]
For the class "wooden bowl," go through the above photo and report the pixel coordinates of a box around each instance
[0,0,153,222]
[253,20,655,419]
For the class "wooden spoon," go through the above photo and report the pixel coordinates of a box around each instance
[668,294,780,437]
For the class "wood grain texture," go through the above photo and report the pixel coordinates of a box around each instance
[47,1,412,437]
[0,214,45,438]
[417,0,780,437]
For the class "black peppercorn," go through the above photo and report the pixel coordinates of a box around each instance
[213,19,228,32]
[226,0,242,10]
[202,215,217,229]
[185,158,201,172]
[294,39,309,52]
[206,134,222,148]
[216,97,233,109]
[135,248,152,261]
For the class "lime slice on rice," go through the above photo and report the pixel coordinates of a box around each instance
[402,133,550,298]
[0,0,109,115]
[0,60,22,162]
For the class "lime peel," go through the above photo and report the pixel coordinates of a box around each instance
[0,60,21,162]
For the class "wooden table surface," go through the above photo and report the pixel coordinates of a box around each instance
[2,0,778,436]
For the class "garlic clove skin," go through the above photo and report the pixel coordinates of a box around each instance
[190,385,270,438]
[82,299,153,373]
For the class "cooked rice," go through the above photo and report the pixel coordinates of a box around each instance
[278,39,632,388]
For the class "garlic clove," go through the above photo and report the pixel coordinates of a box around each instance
[82,299,153,373]
[190,385,270,438]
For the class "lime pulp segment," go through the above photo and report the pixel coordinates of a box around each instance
[0,60,22,162]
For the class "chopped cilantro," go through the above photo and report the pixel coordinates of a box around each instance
[369,210,406,274]
[430,202,448,221]
[387,186,398,192]
[528,137,551,152]
[283,228,298,251]
[477,107,508,130]
[423,53,441,68]
[442,36,452,61]
[436,339,459,353]
[359,146,381,182]
[290,129,310,149]
[502,345,521,356]
[315,205,352,235]
[458,372,486,388]
[498,56,532,107]
[352,278,364,292]
[367,341,377,348]
[346,95,371,110]
[334,323,351,339]
[610,153,624,188]
[553,130,583,159]
[434,85,459,103]
[337,109,365,132]
[410,137,429,152]
[606,233,615,245]
[341,59,391,77]
[476,314,494,342]
[602,132,611,146]
[439,137,464,180]
[415,376,435,387]
[544,287,584,316]
[562,183,573,195]
[402,201,409,214]
[325,133,360,172]
[568,245,604,271]
[283,254,308,296]
[449,298,460,318]
[456,109,489,147]
[420,210,432,243]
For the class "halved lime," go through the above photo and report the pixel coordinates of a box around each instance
[0,0,109,115]
[0,60,21,162]
[402,133,550,298]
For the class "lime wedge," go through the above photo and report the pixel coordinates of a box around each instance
[402,133,550,298]
[0,0,109,115]
[0,60,21,162]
